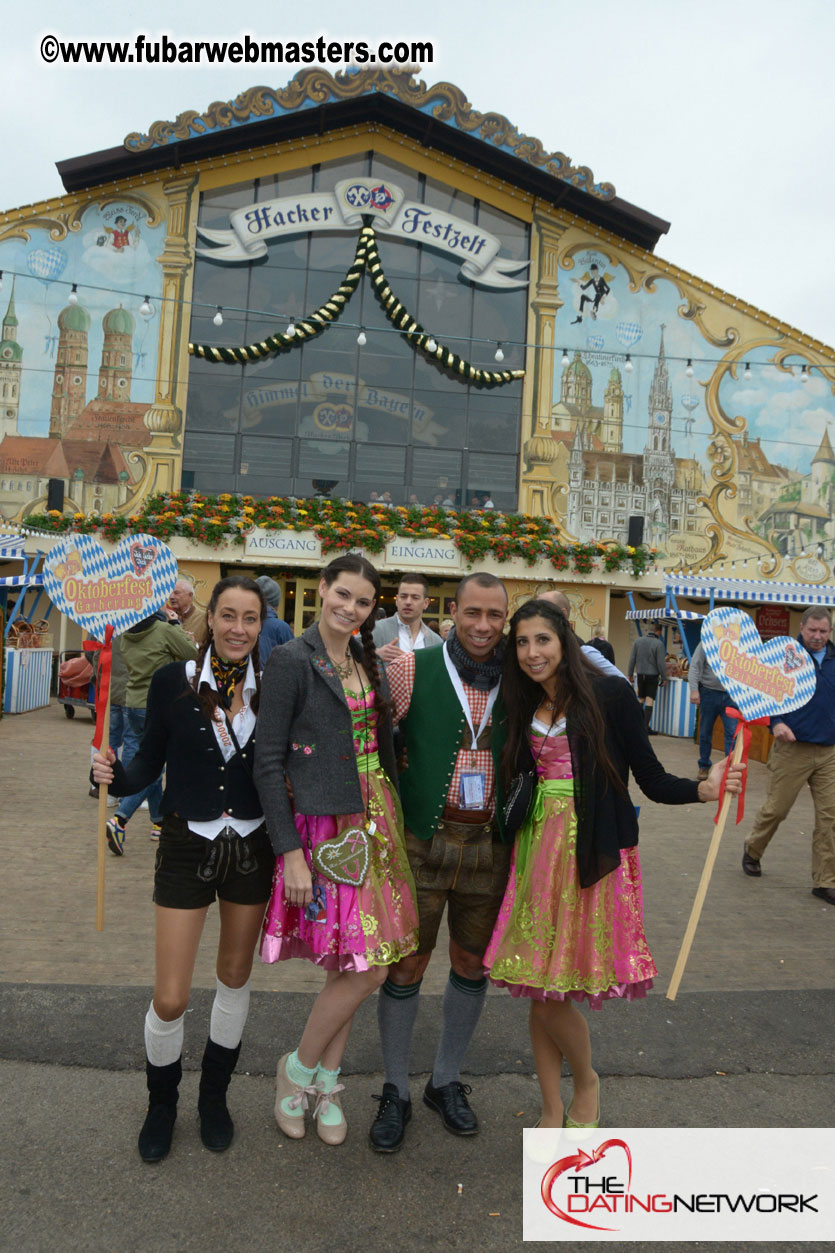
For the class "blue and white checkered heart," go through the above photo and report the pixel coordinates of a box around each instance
[701,606,816,721]
[43,533,178,642]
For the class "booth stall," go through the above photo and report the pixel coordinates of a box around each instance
[0,533,53,714]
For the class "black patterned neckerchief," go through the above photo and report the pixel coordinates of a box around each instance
[445,626,505,691]
[209,649,249,710]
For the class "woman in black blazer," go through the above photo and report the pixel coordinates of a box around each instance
[486,599,743,1134]
[93,575,271,1163]
[255,554,418,1146]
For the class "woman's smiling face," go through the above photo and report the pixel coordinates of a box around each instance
[514,614,563,690]
[318,572,377,636]
[207,588,262,662]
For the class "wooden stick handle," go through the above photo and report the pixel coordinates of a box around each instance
[665,731,745,1001]
[95,685,112,932]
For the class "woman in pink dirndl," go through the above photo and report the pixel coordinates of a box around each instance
[255,555,417,1146]
[486,600,742,1131]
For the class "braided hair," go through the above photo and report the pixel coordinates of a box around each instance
[320,554,390,717]
[190,575,267,720]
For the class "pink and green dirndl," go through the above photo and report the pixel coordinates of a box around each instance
[484,729,656,1009]
[260,688,418,972]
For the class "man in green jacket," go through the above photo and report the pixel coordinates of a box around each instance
[369,572,509,1152]
[106,613,197,855]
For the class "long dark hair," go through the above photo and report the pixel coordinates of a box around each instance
[191,575,267,719]
[320,553,389,716]
[500,599,622,793]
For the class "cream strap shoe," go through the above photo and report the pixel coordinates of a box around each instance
[313,1083,347,1146]
[274,1052,317,1140]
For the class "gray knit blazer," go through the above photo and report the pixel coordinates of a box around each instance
[254,622,398,855]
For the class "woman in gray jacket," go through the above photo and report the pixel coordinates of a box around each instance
[255,554,418,1146]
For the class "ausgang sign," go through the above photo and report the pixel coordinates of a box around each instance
[244,528,323,562]
[196,178,529,290]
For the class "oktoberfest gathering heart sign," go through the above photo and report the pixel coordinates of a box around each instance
[43,533,178,640]
[700,606,816,720]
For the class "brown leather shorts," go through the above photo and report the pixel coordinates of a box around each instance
[405,818,512,959]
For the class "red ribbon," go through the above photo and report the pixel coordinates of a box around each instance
[716,708,770,825]
[87,624,114,752]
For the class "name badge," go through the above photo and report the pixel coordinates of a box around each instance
[459,772,486,809]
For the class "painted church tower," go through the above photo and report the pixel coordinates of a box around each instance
[50,302,91,437]
[0,280,23,439]
[601,367,624,452]
[642,326,676,542]
[98,306,134,401]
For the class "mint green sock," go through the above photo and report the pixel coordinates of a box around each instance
[315,1064,344,1127]
[280,1049,318,1118]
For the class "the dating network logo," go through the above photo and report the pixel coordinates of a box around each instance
[541,1139,633,1232]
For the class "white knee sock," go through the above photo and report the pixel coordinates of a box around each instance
[210,977,251,1049]
[144,1000,184,1067]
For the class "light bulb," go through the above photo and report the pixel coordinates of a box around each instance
[624,354,633,373]
[494,343,504,362]
[213,306,224,327]
[0,270,3,291]
[286,321,296,338]
[561,348,570,367]
[68,284,79,306]
[139,296,153,317]
[685,359,693,377]
[743,362,752,380]
[357,330,367,347]
[800,365,809,384]
[426,337,438,354]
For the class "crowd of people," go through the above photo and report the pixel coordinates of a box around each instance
[99,555,835,1168]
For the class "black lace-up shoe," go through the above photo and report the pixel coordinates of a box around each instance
[423,1079,479,1136]
[369,1083,412,1152]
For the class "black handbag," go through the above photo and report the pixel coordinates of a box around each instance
[502,766,536,838]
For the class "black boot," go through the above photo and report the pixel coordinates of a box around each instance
[138,1057,181,1163]
[198,1038,241,1152]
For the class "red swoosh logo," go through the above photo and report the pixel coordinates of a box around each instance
[541,1139,633,1231]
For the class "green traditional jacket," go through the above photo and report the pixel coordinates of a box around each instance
[398,647,509,841]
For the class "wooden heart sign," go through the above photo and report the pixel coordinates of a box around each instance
[700,606,817,721]
[43,533,178,641]
[312,827,370,886]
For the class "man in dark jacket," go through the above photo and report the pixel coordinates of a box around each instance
[742,607,835,905]
[628,623,667,731]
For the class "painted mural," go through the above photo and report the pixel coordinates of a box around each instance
[522,227,835,583]
[0,196,169,522]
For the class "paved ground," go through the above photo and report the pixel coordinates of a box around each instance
[1,701,833,1252]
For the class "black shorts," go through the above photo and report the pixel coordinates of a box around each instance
[636,674,660,701]
[153,815,275,910]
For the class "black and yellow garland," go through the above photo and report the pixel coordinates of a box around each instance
[189,224,525,389]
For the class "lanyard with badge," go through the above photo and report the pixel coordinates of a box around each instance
[442,641,499,810]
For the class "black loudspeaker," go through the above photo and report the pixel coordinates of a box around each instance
[627,515,644,547]
[47,478,64,512]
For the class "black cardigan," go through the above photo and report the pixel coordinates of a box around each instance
[502,675,700,889]
[103,662,263,823]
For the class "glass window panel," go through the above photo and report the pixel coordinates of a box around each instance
[417,278,472,342]
[297,438,350,479]
[467,402,520,452]
[354,445,406,497]
[307,232,358,275]
[197,181,254,229]
[185,379,242,433]
[240,435,294,477]
[257,167,314,199]
[471,289,528,364]
[260,235,309,272]
[183,431,236,474]
[191,261,251,311]
[411,388,467,450]
[247,269,307,326]
[373,235,420,281]
[423,177,475,218]
[313,154,370,189]
[475,202,530,261]
[235,472,293,497]
[411,448,463,504]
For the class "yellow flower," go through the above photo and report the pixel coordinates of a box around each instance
[73,512,85,521]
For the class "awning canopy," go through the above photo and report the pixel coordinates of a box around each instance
[626,608,704,621]
[664,576,835,607]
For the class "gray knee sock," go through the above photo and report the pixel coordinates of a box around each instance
[431,970,487,1088]
[378,978,422,1101]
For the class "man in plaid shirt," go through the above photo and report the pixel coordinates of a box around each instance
[369,572,509,1152]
